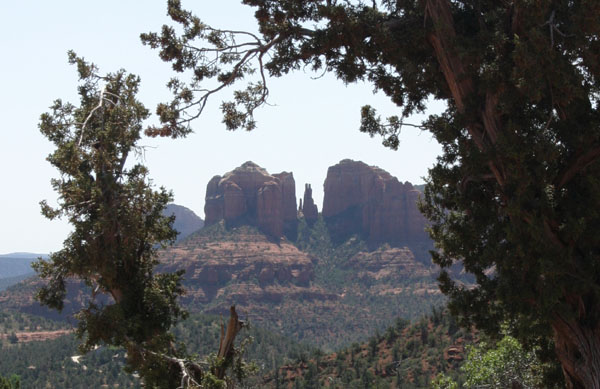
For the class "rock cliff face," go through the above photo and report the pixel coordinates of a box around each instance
[0,330,72,343]
[300,184,318,225]
[204,162,297,239]
[274,172,298,238]
[157,226,340,327]
[322,159,429,247]
[345,247,434,282]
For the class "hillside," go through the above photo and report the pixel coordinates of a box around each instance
[163,203,204,242]
[0,303,472,388]
[0,254,44,292]
[0,310,314,389]
[0,218,445,350]
[0,254,43,279]
[155,219,445,350]
[269,310,476,388]
[0,273,35,292]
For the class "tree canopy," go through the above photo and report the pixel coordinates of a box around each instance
[434,334,561,389]
[142,1,600,387]
[37,53,248,388]
[0,374,20,389]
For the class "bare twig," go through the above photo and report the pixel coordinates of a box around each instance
[78,85,107,146]
[541,10,574,47]
[78,86,121,146]
[119,306,245,388]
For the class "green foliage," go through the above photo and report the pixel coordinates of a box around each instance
[7,333,18,345]
[35,53,191,387]
[280,310,475,388]
[434,334,562,389]
[295,218,445,350]
[0,374,20,389]
[461,337,542,389]
[0,334,140,388]
[431,373,458,389]
[0,312,312,388]
[172,313,316,375]
[295,216,367,287]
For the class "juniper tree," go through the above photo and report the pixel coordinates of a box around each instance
[37,53,247,388]
[142,1,600,387]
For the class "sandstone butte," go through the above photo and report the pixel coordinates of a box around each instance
[204,161,298,239]
[203,159,429,248]
[322,159,429,248]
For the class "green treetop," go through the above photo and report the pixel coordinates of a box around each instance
[142,1,600,387]
[0,374,20,389]
[37,53,248,388]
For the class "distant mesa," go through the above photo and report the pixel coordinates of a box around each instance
[322,159,429,248]
[0,253,47,283]
[163,204,204,242]
[204,161,298,239]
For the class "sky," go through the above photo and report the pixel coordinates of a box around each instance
[0,1,443,255]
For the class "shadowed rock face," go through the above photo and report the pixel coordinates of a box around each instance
[274,172,298,238]
[204,162,297,239]
[300,183,318,225]
[322,159,429,248]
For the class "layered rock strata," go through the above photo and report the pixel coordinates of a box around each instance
[345,247,434,281]
[274,172,298,237]
[158,227,329,305]
[204,162,297,238]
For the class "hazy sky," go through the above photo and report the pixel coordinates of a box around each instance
[0,1,443,254]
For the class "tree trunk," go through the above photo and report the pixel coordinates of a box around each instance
[425,0,600,386]
[425,0,506,187]
[552,313,600,388]
[214,305,245,380]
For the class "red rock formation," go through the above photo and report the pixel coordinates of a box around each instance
[345,247,435,281]
[301,183,318,225]
[204,176,224,222]
[274,172,298,237]
[322,159,429,247]
[158,227,322,303]
[204,162,297,238]
[223,181,247,220]
[257,181,283,237]
[0,330,72,343]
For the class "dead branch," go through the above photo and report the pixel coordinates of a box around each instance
[214,305,245,379]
